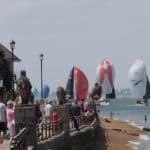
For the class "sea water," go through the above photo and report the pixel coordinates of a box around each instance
[97,97,150,150]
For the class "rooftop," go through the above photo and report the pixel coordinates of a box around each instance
[0,43,21,62]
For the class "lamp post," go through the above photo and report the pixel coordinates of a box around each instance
[10,40,15,99]
[40,53,44,101]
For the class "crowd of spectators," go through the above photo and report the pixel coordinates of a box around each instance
[0,94,92,144]
[0,99,15,144]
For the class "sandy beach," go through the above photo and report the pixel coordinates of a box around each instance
[93,117,143,150]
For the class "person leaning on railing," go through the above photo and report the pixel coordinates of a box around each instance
[51,109,58,133]
[71,100,81,117]
[69,100,80,131]
[35,101,42,124]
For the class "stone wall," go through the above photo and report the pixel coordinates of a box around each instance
[69,123,99,150]
[36,104,99,150]
[37,122,99,150]
[15,104,36,147]
[55,105,70,131]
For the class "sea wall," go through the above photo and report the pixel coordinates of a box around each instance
[37,123,99,150]
[37,104,99,150]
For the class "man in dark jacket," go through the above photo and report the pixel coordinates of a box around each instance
[71,100,81,116]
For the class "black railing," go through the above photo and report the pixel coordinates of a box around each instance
[70,110,96,130]
[9,104,97,149]
[10,127,29,150]
[36,117,63,142]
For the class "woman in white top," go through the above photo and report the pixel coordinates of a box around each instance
[45,100,53,122]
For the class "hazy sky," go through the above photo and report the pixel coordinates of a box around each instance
[1,0,150,92]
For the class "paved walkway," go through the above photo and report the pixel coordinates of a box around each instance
[0,140,10,150]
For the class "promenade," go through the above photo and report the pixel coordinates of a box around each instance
[0,117,144,150]
[0,140,9,150]
[0,103,98,150]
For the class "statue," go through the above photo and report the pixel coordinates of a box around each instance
[56,86,66,105]
[16,70,33,104]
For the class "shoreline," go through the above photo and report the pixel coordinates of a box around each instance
[99,117,143,150]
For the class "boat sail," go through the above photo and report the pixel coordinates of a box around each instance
[143,76,150,100]
[66,67,74,100]
[106,86,116,99]
[128,59,150,104]
[96,60,116,100]
[65,66,89,101]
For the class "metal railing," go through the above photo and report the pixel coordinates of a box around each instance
[36,118,63,142]
[70,110,96,130]
[9,104,97,149]
[10,127,29,150]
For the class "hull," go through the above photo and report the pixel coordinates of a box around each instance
[96,98,110,106]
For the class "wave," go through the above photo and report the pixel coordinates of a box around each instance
[128,141,141,145]
[128,121,143,129]
[132,146,139,150]
[139,134,150,140]
[130,104,145,107]
[125,120,130,123]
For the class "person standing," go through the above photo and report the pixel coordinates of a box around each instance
[35,101,42,124]
[145,114,147,124]
[71,100,81,117]
[45,100,53,122]
[6,101,15,143]
[0,99,6,136]
[69,101,80,131]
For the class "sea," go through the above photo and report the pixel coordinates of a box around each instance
[97,97,150,150]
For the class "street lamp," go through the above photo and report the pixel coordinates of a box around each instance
[10,40,15,99]
[40,53,44,101]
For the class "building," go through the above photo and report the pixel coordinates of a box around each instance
[0,43,21,96]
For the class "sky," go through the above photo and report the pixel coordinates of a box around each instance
[1,0,150,92]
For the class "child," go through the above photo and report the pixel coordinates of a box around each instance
[6,101,15,143]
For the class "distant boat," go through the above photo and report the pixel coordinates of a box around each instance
[90,82,108,105]
[96,60,116,100]
[143,76,150,101]
[91,82,102,100]
[136,99,145,104]
[128,59,150,105]
[97,97,110,106]
[106,86,116,99]
[65,66,89,101]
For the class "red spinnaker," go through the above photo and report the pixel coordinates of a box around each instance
[99,60,113,88]
[74,66,88,101]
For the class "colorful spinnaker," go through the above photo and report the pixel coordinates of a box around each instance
[42,84,50,99]
[128,59,150,99]
[32,86,40,101]
[66,66,89,101]
[96,60,116,98]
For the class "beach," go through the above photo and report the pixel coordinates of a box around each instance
[97,117,143,150]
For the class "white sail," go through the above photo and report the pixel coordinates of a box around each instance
[128,59,147,99]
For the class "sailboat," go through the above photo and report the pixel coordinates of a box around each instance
[143,76,150,102]
[128,59,150,105]
[96,60,116,105]
[106,86,116,99]
[65,66,89,101]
